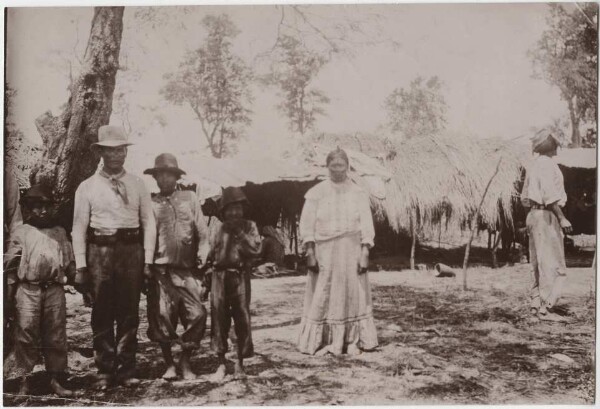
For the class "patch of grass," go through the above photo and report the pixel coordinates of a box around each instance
[410,378,489,403]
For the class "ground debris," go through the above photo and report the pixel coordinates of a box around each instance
[549,353,575,364]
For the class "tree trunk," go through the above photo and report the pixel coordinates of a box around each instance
[568,97,582,147]
[30,7,124,229]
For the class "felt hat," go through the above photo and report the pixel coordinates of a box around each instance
[531,128,560,153]
[92,125,132,148]
[144,153,186,177]
[20,184,54,205]
[219,186,249,211]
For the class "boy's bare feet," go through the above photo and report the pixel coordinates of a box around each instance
[92,378,110,391]
[211,364,227,382]
[50,378,76,397]
[180,360,196,380]
[233,361,246,380]
[162,365,178,380]
[18,377,30,396]
[118,377,141,388]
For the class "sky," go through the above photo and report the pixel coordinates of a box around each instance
[6,4,570,160]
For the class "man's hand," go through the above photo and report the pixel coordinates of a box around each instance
[200,270,212,302]
[73,267,93,304]
[560,218,573,235]
[141,264,153,295]
[143,264,153,278]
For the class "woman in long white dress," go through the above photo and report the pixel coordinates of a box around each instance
[297,148,378,356]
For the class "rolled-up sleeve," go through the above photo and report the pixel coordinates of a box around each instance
[299,198,317,245]
[139,181,156,264]
[193,193,210,265]
[359,192,375,248]
[72,182,90,269]
[540,161,567,207]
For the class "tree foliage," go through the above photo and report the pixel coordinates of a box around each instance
[265,35,329,135]
[385,76,448,139]
[161,14,253,158]
[5,86,42,188]
[529,3,598,147]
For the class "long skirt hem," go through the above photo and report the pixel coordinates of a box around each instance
[297,315,379,355]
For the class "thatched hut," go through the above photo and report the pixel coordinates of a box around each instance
[555,148,596,235]
[128,144,393,254]
[313,131,527,267]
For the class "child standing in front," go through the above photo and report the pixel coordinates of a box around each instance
[205,187,261,381]
[4,184,81,396]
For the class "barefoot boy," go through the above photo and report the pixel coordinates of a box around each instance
[206,187,261,381]
[4,184,79,397]
[144,153,210,380]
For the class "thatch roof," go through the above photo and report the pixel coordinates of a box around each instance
[127,143,391,203]
[311,131,527,233]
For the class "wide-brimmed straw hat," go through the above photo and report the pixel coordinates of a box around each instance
[144,153,186,177]
[219,186,249,211]
[20,184,54,205]
[92,126,133,148]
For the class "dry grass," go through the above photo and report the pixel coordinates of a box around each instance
[4,262,594,406]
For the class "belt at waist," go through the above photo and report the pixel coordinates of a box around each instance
[88,227,142,244]
[530,203,551,210]
[19,280,63,290]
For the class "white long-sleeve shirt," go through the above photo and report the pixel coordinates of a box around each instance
[299,179,375,248]
[72,170,156,268]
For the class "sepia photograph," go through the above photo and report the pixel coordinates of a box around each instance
[2,2,598,406]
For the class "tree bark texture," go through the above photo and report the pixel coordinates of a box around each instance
[568,97,582,147]
[29,7,124,228]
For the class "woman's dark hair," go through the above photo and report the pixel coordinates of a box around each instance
[326,147,349,167]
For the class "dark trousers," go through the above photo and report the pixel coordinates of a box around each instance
[210,269,253,359]
[88,242,143,380]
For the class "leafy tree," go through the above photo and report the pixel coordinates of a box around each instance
[264,35,329,136]
[4,85,42,187]
[161,14,253,158]
[529,3,598,147]
[384,76,448,139]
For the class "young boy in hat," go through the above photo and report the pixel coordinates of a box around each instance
[4,184,79,397]
[144,153,210,381]
[205,186,262,381]
[521,129,573,322]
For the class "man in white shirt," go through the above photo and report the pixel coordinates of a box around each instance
[521,130,572,322]
[72,126,156,389]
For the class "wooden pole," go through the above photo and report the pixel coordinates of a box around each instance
[491,229,502,269]
[410,208,417,270]
[462,158,503,290]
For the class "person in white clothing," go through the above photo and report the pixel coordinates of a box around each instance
[521,129,573,322]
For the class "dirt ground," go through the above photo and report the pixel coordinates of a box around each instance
[3,262,596,406]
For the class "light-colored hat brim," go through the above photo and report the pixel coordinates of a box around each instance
[143,167,186,176]
[92,141,134,148]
